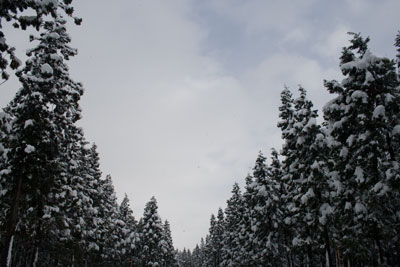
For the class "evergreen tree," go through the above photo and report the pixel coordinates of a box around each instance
[277,86,295,147]
[220,183,245,267]
[79,142,104,263]
[197,238,207,267]
[160,220,177,266]
[283,87,332,266]
[191,244,204,267]
[278,87,330,265]
[0,15,84,266]
[247,151,275,265]
[277,87,298,265]
[204,211,224,267]
[266,148,289,266]
[119,193,139,264]
[139,196,165,266]
[214,208,224,266]
[97,175,124,265]
[239,174,257,266]
[323,33,400,265]
[44,126,93,265]
[204,215,216,267]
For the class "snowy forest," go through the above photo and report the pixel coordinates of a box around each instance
[1,1,400,267]
[176,33,400,267]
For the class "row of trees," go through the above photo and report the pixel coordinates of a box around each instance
[0,2,177,267]
[180,32,400,266]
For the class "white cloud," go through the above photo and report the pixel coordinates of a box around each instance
[243,52,341,119]
[345,0,371,13]
[283,27,311,44]
[314,24,351,60]
[340,0,400,56]
[69,0,263,250]
[208,0,317,35]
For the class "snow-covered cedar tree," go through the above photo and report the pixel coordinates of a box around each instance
[190,244,201,266]
[191,241,206,267]
[276,86,334,266]
[139,196,165,266]
[238,174,258,266]
[265,148,290,266]
[77,142,102,262]
[45,125,92,265]
[286,87,333,266]
[118,193,139,263]
[215,208,225,267]
[0,0,82,81]
[160,220,177,266]
[0,15,85,266]
[204,211,224,267]
[323,32,400,265]
[246,151,278,266]
[277,86,295,145]
[276,87,300,265]
[96,175,125,264]
[220,183,245,267]
[204,214,216,267]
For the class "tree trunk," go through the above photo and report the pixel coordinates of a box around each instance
[0,175,23,267]
[375,238,384,266]
[336,245,342,267]
[324,225,333,267]
[307,244,313,267]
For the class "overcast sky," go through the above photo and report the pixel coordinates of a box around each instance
[1,0,399,250]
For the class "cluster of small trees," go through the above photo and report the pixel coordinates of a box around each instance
[181,33,400,267]
[0,2,177,267]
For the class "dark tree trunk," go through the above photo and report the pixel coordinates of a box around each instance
[324,225,333,267]
[0,175,23,267]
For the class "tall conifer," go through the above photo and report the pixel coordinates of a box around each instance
[139,196,165,266]
[323,33,400,265]
[221,183,245,266]
[0,15,84,266]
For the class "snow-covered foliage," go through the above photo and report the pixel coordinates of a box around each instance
[220,183,245,266]
[323,32,400,265]
[0,14,87,266]
[0,0,81,81]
